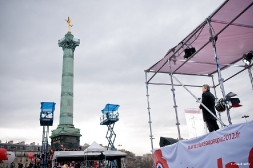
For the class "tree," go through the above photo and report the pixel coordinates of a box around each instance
[139,154,153,168]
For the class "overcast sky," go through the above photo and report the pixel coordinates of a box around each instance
[0,0,252,156]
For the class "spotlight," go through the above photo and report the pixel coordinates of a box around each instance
[242,52,253,65]
[184,47,196,59]
[215,92,241,112]
[215,98,226,112]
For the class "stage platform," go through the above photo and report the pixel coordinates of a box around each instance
[153,120,253,167]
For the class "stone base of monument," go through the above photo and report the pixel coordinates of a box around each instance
[50,125,81,150]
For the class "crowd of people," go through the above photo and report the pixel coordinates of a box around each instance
[56,161,105,168]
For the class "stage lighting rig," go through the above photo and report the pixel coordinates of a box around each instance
[184,47,196,59]
[215,92,241,112]
[242,52,253,65]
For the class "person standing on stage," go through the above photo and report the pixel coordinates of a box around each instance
[199,84,219,132]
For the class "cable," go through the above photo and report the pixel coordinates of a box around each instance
[190,25,205,47]
[184,25,205,49]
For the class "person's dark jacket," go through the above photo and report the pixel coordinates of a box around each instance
[199,90,217,121]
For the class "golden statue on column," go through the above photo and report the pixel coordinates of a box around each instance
[65,17,73,33]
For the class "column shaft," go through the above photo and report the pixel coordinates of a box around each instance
[59,48,74,125]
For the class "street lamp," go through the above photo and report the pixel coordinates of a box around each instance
[242,115,249,122]
[118,144,122,150]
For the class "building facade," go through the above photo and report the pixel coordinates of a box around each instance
[0,141,41,168]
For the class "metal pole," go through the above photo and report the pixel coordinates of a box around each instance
[214,2,253,38]
[215,64,253,87]
[45,126,49,168]
[211,75,223,127]
[211,75,218,99]
[145,71,154,167]
[168,59,182,139]
[206,18,232,125]
[246,64,253,90]
[42,126,45,168]
[171,74,226,126]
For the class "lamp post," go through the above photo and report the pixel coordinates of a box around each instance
[242,115,249,122]
[118,144,122,150]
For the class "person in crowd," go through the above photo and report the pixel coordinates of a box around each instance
[62,164,68,168]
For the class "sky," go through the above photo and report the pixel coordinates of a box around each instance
[0,0,252,156]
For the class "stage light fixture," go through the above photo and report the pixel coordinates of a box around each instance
[242,52,253,65]
[184,47,196,59]
[215,92,241,112]
[215,98,226,112]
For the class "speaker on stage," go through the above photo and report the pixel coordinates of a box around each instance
[159,137,178,147]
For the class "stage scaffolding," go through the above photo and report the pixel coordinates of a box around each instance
[144,0,253,153]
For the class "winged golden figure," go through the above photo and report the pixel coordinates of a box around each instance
[65,17,73,33]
